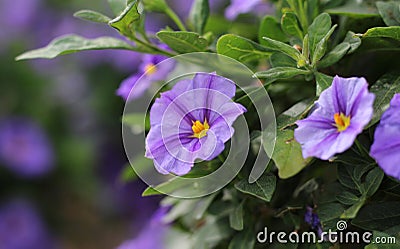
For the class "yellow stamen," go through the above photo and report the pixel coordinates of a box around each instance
[334,113,351,132]
[191,119,209,139]
[144,63,157,75]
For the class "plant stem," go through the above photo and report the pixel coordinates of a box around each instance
[165,7,187,31]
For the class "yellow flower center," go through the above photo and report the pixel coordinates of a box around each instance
[191,119,209,139]
[334,113,351,132]
[144,63,157,75]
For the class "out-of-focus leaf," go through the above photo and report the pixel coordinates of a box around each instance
[281,11,303,39]
[376,1,400,26]
[16,35,139,60]
[261,37,302,61]
[368,73,400,128]
[228,229,255,249]
[158,31,208,53]
[217,34,272,62]
[73,10,111,23]
[365,231,400,248]
[340,196,366,219]
[269,53,297,68]
[315,72,333,96]
[327,0,379,18]
[109,1,140,37]
[189,0,209,34]
[317,42,350,68]
[142,0,167,12]
[108,0,127,16]
[259,16,289,44]
[317,202,344,223]
[352,202,400,231]
[254,67,311,84]
[234,174,276,202]
[229,200,244,231]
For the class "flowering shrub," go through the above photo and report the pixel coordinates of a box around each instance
[17,0,400,248]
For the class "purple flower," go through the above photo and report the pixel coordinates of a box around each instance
[145,72,246,175]
[304,206,323,236]
[0,200,53,249]
[0,118,54,177]
[370,94,400,180]
[225,0,274,20]
[116,207,169,249]
[116,53,175,101]
[295,76,375,160]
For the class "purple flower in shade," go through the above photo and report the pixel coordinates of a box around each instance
[145,72,246,175]
[0,118,54,177]
[116,206,169,249]
[370,94,400,180]
[304,207,323,236]
[225,0,274,20]
[294,76,375,160]
[0,200,53,249]
[116,53,175,101]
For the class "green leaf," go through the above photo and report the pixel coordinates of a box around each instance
[108,0,127,16]
[326,0,379,18]
[16,35,137,60]
[261,37,302,61]
[73,10,111,23]
[234,174,276,202]
[254,67,311,85]
[311,24,337,66]
[281,12,304,39]
[352,202,400,231]
[365,231,400,249]
[340,196,366,219]
[343,31,362,54]
[119,164,137,182]
[189,0,210,35]
[259,16,289,44]
[228,229,255,249]
[229,200,244,231]
[336,191,360,206]
[315,72,333,96]
[368,73,400,128]
[362,167,384,197]
[269,53,297,68]
[157,31,208,53]
[142,176,208,197]
[317,202,344,223]
[376,1,400,26]
[363,26,400,41]
[317,42,350,68]
[217,34,272,62]
[265,129,312,179]
[109,0,140,37]
[122,113,148,134]
[142,0,168,12]
[307,13,332,59]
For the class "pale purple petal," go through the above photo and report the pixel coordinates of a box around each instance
[225,0,274,20]
[370,94,400,180]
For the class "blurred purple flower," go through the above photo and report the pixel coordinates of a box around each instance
[304,206,323,236]
[0,118,54,177]
[295,76,375,160]
[116,206,169,249]
[370,94,400,180]
[116,53,175,101]
[145,72,246,175]
[0,200,53,249]
[225,0,274,20]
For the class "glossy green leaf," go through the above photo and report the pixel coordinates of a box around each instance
[317,42,350,68]
[281,12,303,39]
[376,1,400,26]
[16,35,137,60]
[269,53,297,68]
[229,200,244,231]
[73,10,111,23]
[368,73,400,128]
[254,67,311,84]
[266,129,312,179]
[108,0,127,16]
[109,0,140,37]
[363,26,400,40]
[352,202,400,231]
[259,16,289,44]
[307,13,332,58]
[217,34,272,62]
[228,229,255,249]
[234,174,276,202]
[261,37,302,61]
[158,31,208,53]
[189,0,209,34]
[315,72,333,96]
[311,24,337,66]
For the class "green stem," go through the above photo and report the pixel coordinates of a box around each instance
[165,7,187,31]
[354,139,370,157]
